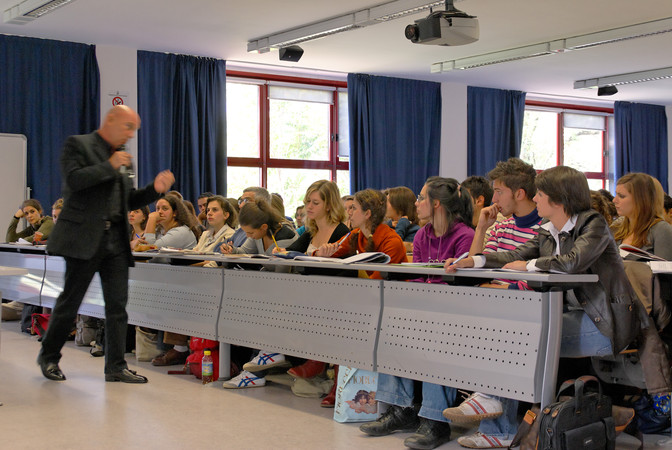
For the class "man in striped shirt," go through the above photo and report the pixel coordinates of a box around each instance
[444,158,541,448]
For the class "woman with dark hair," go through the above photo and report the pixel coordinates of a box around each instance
[612,172,672,260]
[128,206,150,241]
[386,186,420,248]
[193,195,237,254]
[359,178,473,449]
[7,199,54,243]
[142,194,200,250]
[221,199,297,255]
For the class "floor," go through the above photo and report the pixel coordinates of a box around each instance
[0,320,669,450]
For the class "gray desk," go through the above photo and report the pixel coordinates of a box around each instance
[0,247,597,408]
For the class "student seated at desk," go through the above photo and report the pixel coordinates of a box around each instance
[220,199,297,256]
[358,179,472,450]
[51,198,63,224]
[447,165,651,384]
[385,186,420,251]
[612,172,672,260]
[272,180,349,390]
[193,195,237,258]
[140,194,200,250]
[141,195,201,366]
[6,199,54,243]
[219,199,298,388]
[128,206,149,246]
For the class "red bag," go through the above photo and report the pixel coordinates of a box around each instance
[31,313,50,337]
[187,350,219,380]
[187,337,219,380]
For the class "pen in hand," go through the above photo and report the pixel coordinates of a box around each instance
[449,251,469,266]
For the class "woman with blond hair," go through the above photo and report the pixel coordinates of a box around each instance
[612,172,672,260]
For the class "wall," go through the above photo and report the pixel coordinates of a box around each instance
[439,82,468,180]
[96,45,139,185]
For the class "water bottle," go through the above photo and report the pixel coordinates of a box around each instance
[202,350,214,384]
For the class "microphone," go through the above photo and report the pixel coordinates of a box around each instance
[117,144,135,179]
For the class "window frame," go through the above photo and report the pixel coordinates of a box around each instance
[225,71,349,189]
[524,100,613,189]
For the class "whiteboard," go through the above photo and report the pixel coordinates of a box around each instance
[0,134,27,240]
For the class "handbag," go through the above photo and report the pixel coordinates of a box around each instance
[135,326,162,362]
[333,366,378,423]
[31,313,50,337]
[510,375,615,450]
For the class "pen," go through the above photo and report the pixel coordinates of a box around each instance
[135,233,141,239]
[271,232,279,249]
[450,251,469,265]
[335,232,351,246]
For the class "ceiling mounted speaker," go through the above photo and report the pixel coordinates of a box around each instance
[279,45,304,62]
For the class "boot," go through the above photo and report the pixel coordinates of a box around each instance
[320,365,338,407]
[403,418,452,450]
[360,404,420,436]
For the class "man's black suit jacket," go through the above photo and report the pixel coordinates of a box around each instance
[47,132,161,266]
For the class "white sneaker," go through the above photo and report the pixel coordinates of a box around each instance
[242,351,291,372]
[442,392,503,423]
[222,371,266,389]
[457,432,512,448]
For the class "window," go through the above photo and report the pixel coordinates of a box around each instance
[520,101,614,190]
[226,72,349,211]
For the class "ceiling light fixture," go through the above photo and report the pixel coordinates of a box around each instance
[247,0,457,53]
[3,0,75,25]
[431,16,672,73]
[574,66,672,90]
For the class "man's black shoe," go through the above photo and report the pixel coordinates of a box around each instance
[360,404,419,436]
[105,369,148,383]
[38,359,66,381]
[404,418,452,450]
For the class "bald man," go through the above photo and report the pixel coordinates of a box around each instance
[39,106,175,383]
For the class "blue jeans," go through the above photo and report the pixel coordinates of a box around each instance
[560,310,612,357]
[477,396,518,439]
[376,373,457,423]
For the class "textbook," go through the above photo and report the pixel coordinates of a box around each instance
[272,251,391,264]
[619,244,666,262]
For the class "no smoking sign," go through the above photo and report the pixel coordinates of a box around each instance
[112,96,124,106]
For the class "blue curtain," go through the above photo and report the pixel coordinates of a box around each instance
[615,101,668,189]
[347,73,441,194]
[137,52,226,202]
[467,86,526,177]
[0,35,99,209]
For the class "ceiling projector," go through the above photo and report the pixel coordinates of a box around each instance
[405,4,479,46]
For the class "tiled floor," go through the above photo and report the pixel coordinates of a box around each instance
[0,320,668,449]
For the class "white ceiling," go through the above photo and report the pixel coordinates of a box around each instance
[2,0,672,106]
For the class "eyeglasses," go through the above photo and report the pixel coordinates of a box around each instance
[417,194,426,202]
[238,197,250,205]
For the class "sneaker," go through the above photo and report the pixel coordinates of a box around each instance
[222,370,266,389]
[242,351,291,372]
[442,392,503,424]
[404,418,452,449]
[457,432,512,448]
[359,404,419,436]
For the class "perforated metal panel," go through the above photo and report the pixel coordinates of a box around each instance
[0,251,47,304]
[219,270,381,370]
[126,264,222,339]
[378,281,546,402]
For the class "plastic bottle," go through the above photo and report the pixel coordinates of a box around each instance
[202,350,214,384]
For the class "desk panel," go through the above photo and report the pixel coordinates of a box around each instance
[0,251,46,304]
[127,263,222,339]
[218,270,381,370]
[379,281,545,402]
